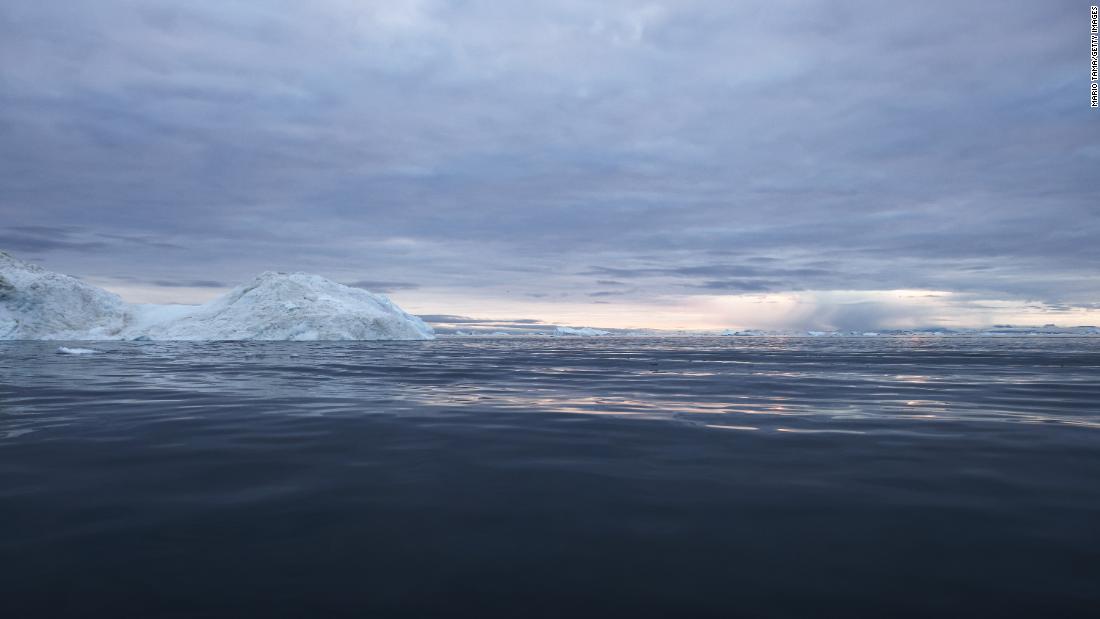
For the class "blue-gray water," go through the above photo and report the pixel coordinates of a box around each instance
[2,337,1099,617]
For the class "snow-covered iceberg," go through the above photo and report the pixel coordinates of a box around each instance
[138,271,433,341]
[0,250,130,339]
[0,251,433,341]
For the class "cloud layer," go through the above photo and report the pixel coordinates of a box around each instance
[2,0,1096,329]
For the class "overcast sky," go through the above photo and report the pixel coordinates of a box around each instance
[2,0,1097,330]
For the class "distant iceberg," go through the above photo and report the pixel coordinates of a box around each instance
[554,326,610,336]
[721,329,766,336]
[0,251,433,341]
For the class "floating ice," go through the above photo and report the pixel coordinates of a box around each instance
[1,251,129,340]
[1,251,433,341]
[56,347,100,355]
[554,326,610,336]
[140,271,433,341]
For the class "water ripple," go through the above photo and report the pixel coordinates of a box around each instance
[2,337,1098,438]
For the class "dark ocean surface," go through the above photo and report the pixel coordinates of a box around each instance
[2,337,1099,618]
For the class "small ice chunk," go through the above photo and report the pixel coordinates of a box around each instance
[57,347,100,355]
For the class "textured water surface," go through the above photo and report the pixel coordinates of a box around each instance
[2,337,1099,617]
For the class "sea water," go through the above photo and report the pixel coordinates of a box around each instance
[2,337,1098,617]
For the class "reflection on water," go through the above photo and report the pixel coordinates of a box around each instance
[1,337,1099,617]
[3,337,1099,437]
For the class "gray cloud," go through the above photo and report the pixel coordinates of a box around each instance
[0,225,183,254]
[419,315,545,325]
[96,233,184,250]
[418,314,557,334]
[1,0,1096,325]
[587,265,832,279]
[0,232,106,254]
[151,279,226,288]
[693,280,785,292]
[345,280,420,293]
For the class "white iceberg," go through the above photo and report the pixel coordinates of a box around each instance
[1,250,129,340]
[139,271,433,341]
[56,346,101,355]
[0,251,433,341]
[554,326,610,336]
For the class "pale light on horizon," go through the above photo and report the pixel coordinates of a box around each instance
[91,278,1100,332]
